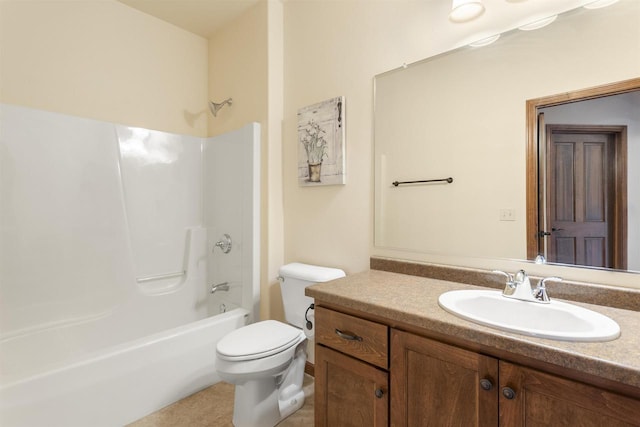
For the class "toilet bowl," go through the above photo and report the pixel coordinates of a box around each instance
[216,321,307,427]
[215,263,345,427]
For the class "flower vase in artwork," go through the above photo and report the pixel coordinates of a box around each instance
[301,120,328,182]
[308,162,322,182]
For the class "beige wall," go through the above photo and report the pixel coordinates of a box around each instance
[266,1,285,321]
[207,1,267,137]
[283,1,392,276]
[282,0,640,290]
[208,1,285,321]
[0,0,208,136]
[3,0,638,331]
[280,0,497,275]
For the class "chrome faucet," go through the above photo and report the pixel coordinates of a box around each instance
[493,270,561,304]
[505,270,535,302]
[210,282,230,294]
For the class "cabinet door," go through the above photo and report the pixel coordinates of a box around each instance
[315,345,389,427]
[499,361,640,427]
[390,330,498,427]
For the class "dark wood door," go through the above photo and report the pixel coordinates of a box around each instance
[546,127,625,268]
[390,330,498,427]
[315,345,388,427]
[499,361,640,427]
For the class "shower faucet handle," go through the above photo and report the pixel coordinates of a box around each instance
[214,234,232,254]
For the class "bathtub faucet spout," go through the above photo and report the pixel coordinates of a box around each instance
[211,282,230,294]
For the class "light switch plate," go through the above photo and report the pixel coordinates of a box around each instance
[499,209,516,221]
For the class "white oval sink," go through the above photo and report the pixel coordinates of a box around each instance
[438,290,620,342]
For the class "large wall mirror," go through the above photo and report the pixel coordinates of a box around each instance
[374,1,640,273]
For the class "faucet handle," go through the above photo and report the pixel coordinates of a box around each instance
[540,276,562,286]
[493,270,516,296]
[514,269,529,284]
[493,270,514,284]
[533,276,562,303]
[213,234,232,254]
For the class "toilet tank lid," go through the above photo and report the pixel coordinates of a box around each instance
[279,263,345,283]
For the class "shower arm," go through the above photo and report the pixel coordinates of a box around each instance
[209,98,233,117]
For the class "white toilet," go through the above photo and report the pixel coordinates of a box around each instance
[215,262,345,427]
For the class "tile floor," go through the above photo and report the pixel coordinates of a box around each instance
[128,375,314,426]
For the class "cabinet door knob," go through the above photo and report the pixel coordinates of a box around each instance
[479,378,493,391]
[375,388,384,398]
[502,387,516,400]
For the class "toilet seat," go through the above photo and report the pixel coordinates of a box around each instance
[216,320,303,362]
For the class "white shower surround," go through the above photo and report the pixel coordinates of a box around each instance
[0,104,260,426]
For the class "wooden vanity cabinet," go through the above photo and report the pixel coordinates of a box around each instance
[391,329,640,427]
[314,305,640,427]
[314,306,389,427]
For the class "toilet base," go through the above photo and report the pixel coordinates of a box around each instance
[229,343,307,427]
[233,378,304,427]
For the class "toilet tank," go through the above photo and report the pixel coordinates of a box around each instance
[279,263,345,328]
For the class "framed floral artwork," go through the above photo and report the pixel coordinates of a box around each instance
[297,96,345,186]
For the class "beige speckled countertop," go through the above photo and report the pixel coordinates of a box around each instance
[306,269,640,391]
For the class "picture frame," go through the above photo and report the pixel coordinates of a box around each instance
[297,96,346,186]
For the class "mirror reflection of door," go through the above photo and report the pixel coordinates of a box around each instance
[545,125,627,269]
[526,80,639,272]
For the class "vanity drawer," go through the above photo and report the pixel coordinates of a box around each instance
[315,306,388,369]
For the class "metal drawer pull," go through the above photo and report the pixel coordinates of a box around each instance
[375,388,384,398]
[335,328,363,341]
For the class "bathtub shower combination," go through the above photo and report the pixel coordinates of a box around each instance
[0,104,260,426]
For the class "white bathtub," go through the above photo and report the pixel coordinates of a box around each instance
[1,105,261,426]
[0,308,249,427]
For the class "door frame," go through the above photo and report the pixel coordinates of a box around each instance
[525,77,640,264]
[544,124,627,269]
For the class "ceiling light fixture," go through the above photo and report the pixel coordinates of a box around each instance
[468,34,501,47]
[449,0,485,23]
[584,0,619,9]
[518,14,558,31]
